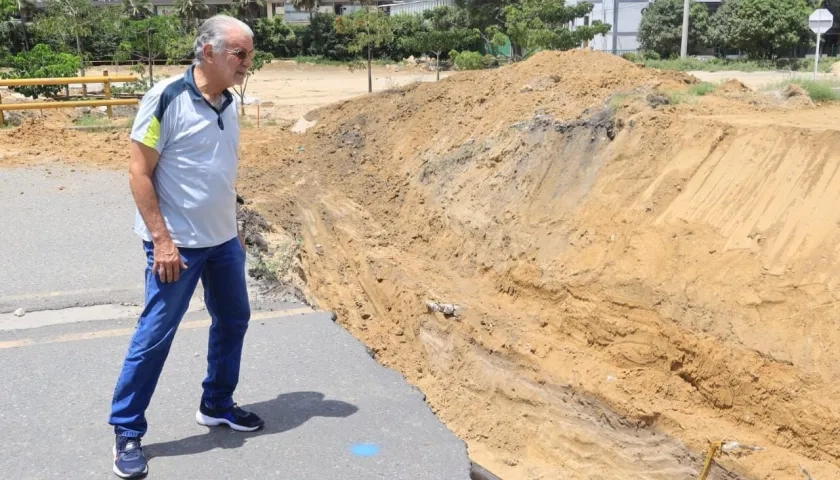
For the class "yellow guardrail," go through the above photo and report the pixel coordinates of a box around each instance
[0,71,139,125]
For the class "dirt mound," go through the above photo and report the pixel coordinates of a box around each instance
[784,83,808,98]
[235,51,840,480]
[719,79,751,94]
[0,117,128,168]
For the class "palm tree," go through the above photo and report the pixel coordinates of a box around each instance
[173,0,208,27]
[122,0,152,19]
[5,0,35,51]
[293,0,316,21]
[229,0,266,22]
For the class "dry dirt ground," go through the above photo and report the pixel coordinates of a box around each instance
[73,59,451,121]
[3,54,840,480]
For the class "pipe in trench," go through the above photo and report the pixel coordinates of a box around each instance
[470,461,503,480]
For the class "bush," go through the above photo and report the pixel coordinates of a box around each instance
[3,44,81,99]
[482,54,499,68]
[452,50,483,70]
[784,80,840,102]
[621,52,642,62]
[253,17,300,58]
[688,81,717,95]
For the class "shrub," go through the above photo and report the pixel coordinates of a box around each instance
[452,50,483,70]
[482,54,499,68]
[688,81,717,95]
[3,44,81,99]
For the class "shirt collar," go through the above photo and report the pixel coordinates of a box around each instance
[184,64,233,113]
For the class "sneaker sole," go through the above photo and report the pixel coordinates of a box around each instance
[111,446,148,479]
[195,410,262,432]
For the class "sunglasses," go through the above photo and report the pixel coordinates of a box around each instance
[226,48,255,61]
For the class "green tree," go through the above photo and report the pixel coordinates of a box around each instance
[489,0,611,61]
[292,0,316,21]
[401,28,481,80]
[116,16,194,86]
[638,0,711,58]
[229,0,266,22]
[122,0,152,19]
[253,17,299,57]
[334,8,394,92]
[2,43,81,98]
[173,0,208,27]
[385,13,424,60]
[710,0,812,58]
[453,0,506,31]
[423,4,472,30]
[1,0,35,51]
[232,50,273,115]
[35,0,100,93]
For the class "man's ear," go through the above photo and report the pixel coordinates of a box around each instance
[203,43,215,62]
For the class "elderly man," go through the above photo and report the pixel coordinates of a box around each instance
[108,15,262,478]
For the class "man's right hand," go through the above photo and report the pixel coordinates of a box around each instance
[153,238,188,282]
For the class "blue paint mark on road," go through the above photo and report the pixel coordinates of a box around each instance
[352,443,380,457]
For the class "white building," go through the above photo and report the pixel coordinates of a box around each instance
[571,0,651,53]
[571,0,723,54]
[384,0,454,16]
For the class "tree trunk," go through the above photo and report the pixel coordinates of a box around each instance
[239,78,249,116]
[367,44,372,93]
[21,13,29,51]
[75,34,87,96]
[435,52,440,81]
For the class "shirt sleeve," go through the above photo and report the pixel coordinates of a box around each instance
[130,89,173,153]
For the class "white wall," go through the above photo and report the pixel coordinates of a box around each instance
[388,0,454,16]
[571,0,651,52]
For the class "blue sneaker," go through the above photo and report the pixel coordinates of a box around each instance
[112,435,148,478]
[195,402,264,432]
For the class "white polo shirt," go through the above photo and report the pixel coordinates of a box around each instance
[130,65,241,248]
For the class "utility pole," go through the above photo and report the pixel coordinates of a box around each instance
[680,0,690,57]
[612,0,618,54]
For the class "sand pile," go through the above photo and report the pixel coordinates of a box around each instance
[233,51,840,480]
[719,78,751,94]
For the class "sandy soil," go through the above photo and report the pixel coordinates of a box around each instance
[3,53,840,480]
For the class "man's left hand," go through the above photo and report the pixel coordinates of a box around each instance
[238,231,246,251]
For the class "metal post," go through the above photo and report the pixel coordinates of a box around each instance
[681,0,690,58]
[814,28,822,80]
[612,0,619,54]
[103,70,113,119]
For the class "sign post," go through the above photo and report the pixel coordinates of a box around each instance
[809,8,834,79]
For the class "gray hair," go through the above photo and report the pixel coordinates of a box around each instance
[193,15,254,63]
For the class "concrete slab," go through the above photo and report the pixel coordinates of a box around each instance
[0,308,471,479]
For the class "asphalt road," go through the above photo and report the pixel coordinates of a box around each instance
[0,308,470,479]
[0,164,145,313]
[0,165,472,479]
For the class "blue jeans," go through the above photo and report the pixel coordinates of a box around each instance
[109,236,251,438]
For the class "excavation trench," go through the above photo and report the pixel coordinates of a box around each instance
[235,50,840,476]
[236,106,760,479]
